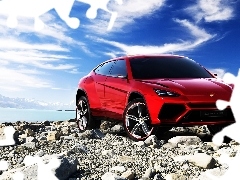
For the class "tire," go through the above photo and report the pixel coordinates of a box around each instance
[76,96,100,132]
[123,98,155,141]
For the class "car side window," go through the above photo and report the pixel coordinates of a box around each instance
[94,61,115,76]
[110,59,127,77]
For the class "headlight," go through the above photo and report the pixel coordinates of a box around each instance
[154,89,180,97]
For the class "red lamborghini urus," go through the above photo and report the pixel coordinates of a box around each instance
[76,54,235,141]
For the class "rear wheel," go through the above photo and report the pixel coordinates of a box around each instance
[123,98,155,141]
[76,96,100,132]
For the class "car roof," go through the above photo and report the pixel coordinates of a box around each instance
[103,54,186,63]
[93,54,198,72]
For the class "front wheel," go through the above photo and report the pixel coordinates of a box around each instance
[76,96,100,132]
[123,98,155,141]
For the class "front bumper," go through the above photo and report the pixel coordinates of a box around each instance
[157,102,234,126]
[146,96,235,126]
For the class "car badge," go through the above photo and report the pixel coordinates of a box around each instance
[210,93,214,97]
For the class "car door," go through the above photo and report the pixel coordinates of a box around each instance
[93,61,115,112]
[104,59,130,120]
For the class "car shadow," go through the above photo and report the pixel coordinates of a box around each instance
[103,122,231,143]
[155,127,232,143]
[110,125,215,142]
[154,129,213,142]
[113,129,232,144]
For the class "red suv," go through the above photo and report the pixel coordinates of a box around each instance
[76,54,235,141]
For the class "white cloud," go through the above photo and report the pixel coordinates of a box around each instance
[82,0,166,34]
[110,0,165,27]
[0,4,100,104]
[16,67,45,75]
[0,49,76,70]
[0,67,51,91]
[88,19,215,55]
[0,15,77,72]
[0,13,90,53]
[67,68,82,74]
[207,68,227,79]
[50,87,71,90]
[0,50,73,61]
[0,11,86,93]
[104,52,118,58]
[32,62,76,70]
[0,39,68,52]
[186,0,234,22]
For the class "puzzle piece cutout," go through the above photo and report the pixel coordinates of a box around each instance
[0,160,24,180]
[12,171,24,180]
[23,155,61,180]
[0,126,16,146]
[0,0,123,31]
[0,160,8,171]
[77,0,123,30]
[204,150,240,180]
[213,69,240,145]
[0,155,61,180]
[0,126,18,179]
[0,0,79,31]
[210,68,240,179]
[0,126,60,179]
[0,126,23,180]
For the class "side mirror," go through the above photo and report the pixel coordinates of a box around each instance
[214,73,217,76]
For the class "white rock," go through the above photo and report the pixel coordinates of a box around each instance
[144,135,158,146]
[165,173,186,180]
[121,170,135,180]
[133,141,145,147]
[102,150,115,156]
[35,150,45,157]
[110,166,126,172]
[168,136,202,147]
[174,153,216,169]
[193,166,228,180]
[111,124,124,133]
[101,172,126,180]
[143,167,155,178]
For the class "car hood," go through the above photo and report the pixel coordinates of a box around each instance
[139,78,232,98]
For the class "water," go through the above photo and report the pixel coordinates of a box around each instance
[0,108,75,123]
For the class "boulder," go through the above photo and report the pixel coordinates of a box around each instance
[47,131,60,141]
[168,136,202,147]
[165,173,187,180]
[121,170,135,180]
[144,135,159,147]
[174,153,216,169]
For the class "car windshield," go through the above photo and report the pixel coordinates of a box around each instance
[129,57,213,79]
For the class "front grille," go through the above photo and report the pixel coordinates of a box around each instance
[187,103,216,109]
[181,108,235,122]
[159,104,186,120]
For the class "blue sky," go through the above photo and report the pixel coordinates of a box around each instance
[0,0,239,104]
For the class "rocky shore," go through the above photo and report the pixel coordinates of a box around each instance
[0,120,239,180]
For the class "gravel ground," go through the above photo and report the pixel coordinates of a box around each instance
[0,120,239,180]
